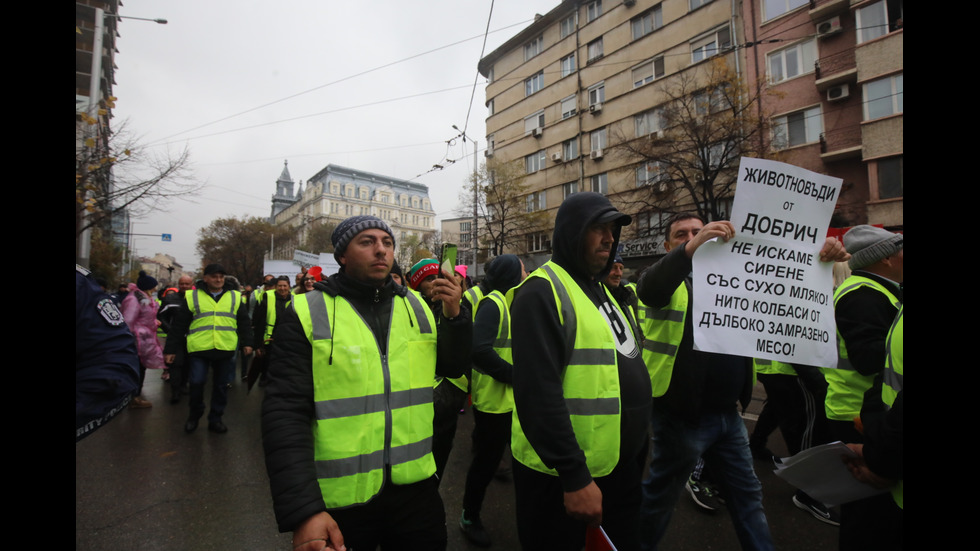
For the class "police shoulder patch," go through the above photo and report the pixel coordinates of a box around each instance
[98,298,126,326]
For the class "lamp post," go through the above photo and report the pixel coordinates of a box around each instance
[77,7,167,269]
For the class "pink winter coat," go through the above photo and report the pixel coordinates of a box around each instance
[121,283,166,370]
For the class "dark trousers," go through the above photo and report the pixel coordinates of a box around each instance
[432,381,466,484]
[187,355,234,422]
[514,454,643,551]
[755,373,826,455]
[329,476,447,551]
[462,409,511,518]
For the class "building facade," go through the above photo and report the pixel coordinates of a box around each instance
[478,0,749,270]
[270,161,437,266]
[742,0,902,230]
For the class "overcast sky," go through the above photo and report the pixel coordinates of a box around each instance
[112,0,561,270]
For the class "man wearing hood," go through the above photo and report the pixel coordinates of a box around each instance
[509,193,651,550]
[262,215,470,551]
[459,254,526,547]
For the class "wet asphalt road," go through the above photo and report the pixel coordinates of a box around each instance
[76,372,838,550]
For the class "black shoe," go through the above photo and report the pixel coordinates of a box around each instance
[793,493,840,526]
[459,511,491,547]
[208,420,228,434]
[184,418,199,433]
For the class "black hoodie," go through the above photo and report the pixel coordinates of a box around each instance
[510,193,651,492]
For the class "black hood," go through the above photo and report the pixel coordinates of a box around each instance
[483,254,524,294]
[551,192,631,280]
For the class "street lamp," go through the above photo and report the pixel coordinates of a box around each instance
[77,7,167,269]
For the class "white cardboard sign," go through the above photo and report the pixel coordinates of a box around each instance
[692,157,842,367]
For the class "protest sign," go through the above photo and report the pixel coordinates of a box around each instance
[692,157,842,367]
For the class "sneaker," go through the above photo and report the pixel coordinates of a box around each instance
[685,476,721,513]
[792,493,840,526]
[459,511,492,547]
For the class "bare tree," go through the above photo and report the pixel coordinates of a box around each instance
[196,215,297,285]
[458,159,549,258]
[612,58,776,231]
[76,112,201,238]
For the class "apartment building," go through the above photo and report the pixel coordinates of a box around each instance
[742,0,903,230]
[478,0,748,268]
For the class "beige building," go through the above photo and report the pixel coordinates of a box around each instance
[478,0,748,268]
[270,161,437,265]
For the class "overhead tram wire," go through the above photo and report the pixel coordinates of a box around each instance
[152,84,474,147]
[150,17,539,147]
[461,0,495,140]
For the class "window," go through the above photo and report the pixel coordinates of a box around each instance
[330,184,339,194]
[486,134,495,156]
[636,162,665,187]
[694,85,732,115]
[764,0,807,21]
[588,83,605,106]
[525,71,544,96]
[863,74,903,120]
[767,39,816,84]
[857,0,903,44]
[526,191,546,212]
[412,197,419,208]
[632,6,663,40]
[525,150,546,174]
[562,138,578,160]
[635,108,663,137]
[561,96,577,119]
[487,66,494,83]
[563,181,578,198]
[691,26,731,63]
[590,173,608,194]
[560,13,577,38]
[705,142,729,169]
[636,210,666,237]
[488,99,494,115]
[587,38,604,63]
[525,111,545,135]
[360,188,368,200]
[527,231,551,252]
[633,57,665,88]
[561,53,576,78]
[590,128,607,152]
[772,106,822,149]
[586,1,602,22]
[690,0,713,10]
[525,36,543,61]
[874,156,903,199]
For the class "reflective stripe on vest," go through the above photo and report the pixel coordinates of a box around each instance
[185,289,240,353]
[883,304,903,509]
[508,261,624,477]
[262,289,290,343]
[638,283,687,398]
[292,288,437,509]
[823,276,899,421]
[464,287,485,322]
[753,358,796,376]
[470,290,514,414]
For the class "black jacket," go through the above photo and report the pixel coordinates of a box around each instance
[162,280,252,357]
[636,243,754,425]
[261,270,471,532]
